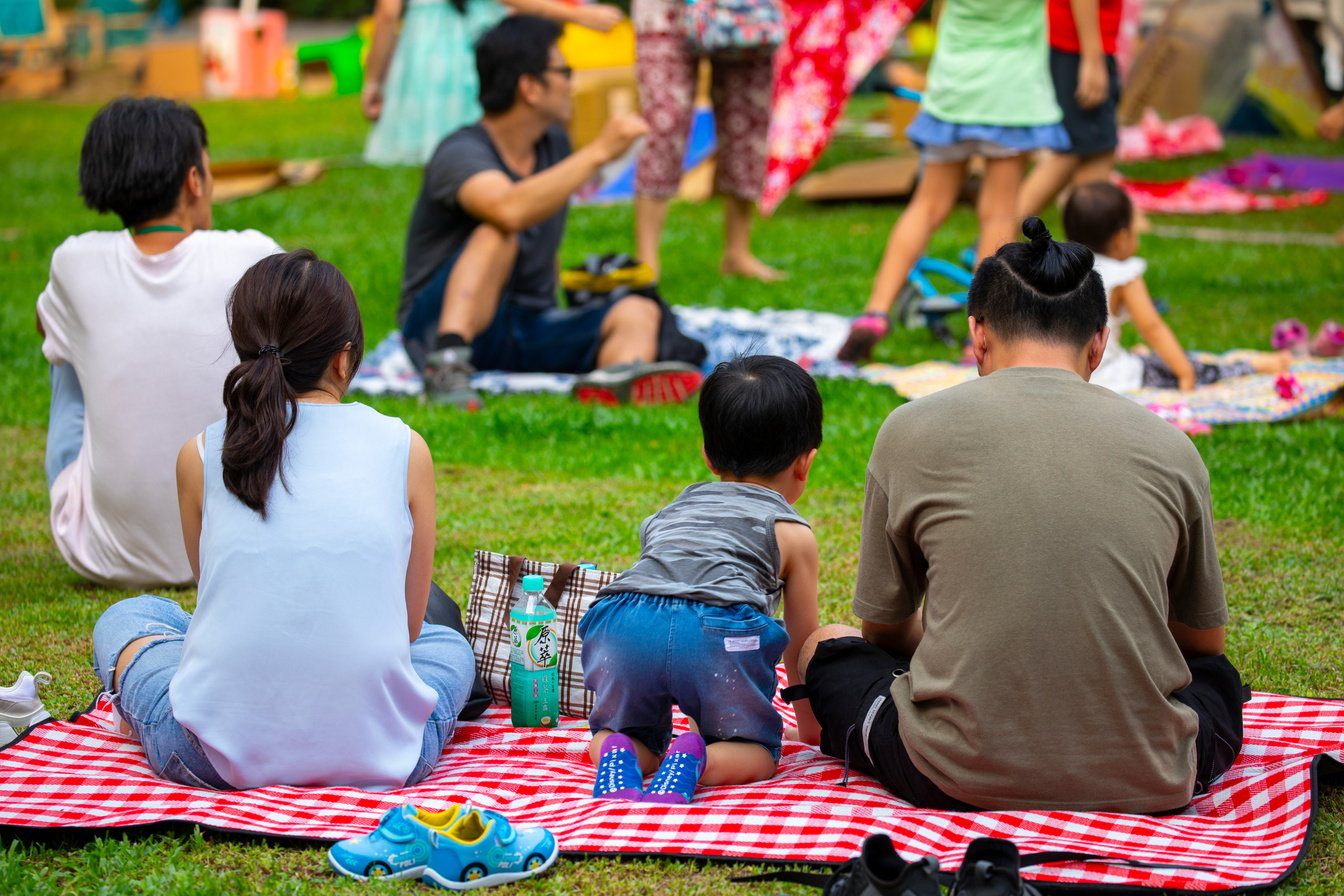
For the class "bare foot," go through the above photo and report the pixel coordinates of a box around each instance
[720,254,787,282]
[1251,351,1293,375]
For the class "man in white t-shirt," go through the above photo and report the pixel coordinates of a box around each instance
[37,98,281,588]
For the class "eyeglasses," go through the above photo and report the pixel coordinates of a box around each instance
[542,65,574,79]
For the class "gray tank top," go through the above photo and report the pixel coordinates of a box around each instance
[598,481,810,615]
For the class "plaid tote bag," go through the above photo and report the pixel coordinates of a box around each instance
[464,551,617,719]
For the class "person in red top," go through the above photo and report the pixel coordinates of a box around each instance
[1017,0,1123,217]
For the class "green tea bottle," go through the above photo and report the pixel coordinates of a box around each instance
[509,574,558,727]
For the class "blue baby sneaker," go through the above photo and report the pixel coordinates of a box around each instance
[422,808,559,890]
[328,802,468,881]
[593,732,644,801]
[642,731,706,805]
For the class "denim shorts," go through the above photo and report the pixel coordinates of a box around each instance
[578,592,790,759]
[400,254,615,374]
[92,594,476,789]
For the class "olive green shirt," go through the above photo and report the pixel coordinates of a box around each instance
[855,367,1227,813]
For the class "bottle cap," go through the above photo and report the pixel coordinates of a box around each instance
[521,574,545,591]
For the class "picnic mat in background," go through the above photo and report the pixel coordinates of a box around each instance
[1210,154,1344,193]
[349,307,859,398]
[1115,174,1329,215]
[2,675,1343,893]
[865,356,1344,425]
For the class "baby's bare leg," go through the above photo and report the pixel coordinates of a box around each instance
[1251,351,1293,375]
[702,740,777,786]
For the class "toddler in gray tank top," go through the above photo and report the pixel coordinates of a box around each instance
[579,356,824,805]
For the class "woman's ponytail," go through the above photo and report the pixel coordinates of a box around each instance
[219,250,364,517]
[221,347,298,516]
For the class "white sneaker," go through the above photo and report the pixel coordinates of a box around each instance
[0,721,18,747]
[0,670,53,731]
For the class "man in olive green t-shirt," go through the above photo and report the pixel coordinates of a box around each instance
[799,221,1246,814]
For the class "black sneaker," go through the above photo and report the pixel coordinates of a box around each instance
[823,834,942,896]
[422,346,481,410]
[949,838,1042,896]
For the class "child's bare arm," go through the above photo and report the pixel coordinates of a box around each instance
[777,520,821,745]
[1118,277,1196,391]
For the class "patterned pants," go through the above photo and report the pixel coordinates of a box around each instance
[1140,356,1255,389]
[634,33,775,200]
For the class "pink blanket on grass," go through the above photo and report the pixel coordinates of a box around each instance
[1116,174,1329,215]
[1,675,1342,892]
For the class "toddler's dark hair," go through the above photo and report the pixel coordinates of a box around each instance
[699,355,822,479]
[966,217,1108,347]
[78,97,208,229]
[222,250,365,516]
[1061,180,1134,255]
[476,15,563,114]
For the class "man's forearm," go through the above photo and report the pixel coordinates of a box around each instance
[463,112,647,232]
[478,142,613,232]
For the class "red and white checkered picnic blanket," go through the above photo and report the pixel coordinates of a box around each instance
[2,684,1341,892]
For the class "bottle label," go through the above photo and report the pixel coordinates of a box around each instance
[510,603,559,727]
[510,615,558,671]
[511,668,557,728]
[527,623,558,669]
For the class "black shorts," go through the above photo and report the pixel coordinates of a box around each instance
[806,638,1248,812]
[1172,653,1249,799]
[1050,48,1121,156]
[805,637,972,810]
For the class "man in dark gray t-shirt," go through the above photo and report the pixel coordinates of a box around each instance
[398,16,696,409]
[401,123,568,320]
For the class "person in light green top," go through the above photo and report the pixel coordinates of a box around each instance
[836,0,1068,364]
[921,0,1061,126]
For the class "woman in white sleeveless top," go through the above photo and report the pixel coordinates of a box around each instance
[90,250,477,791]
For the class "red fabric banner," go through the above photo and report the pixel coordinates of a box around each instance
[763,0,928,214]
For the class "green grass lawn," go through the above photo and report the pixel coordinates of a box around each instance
[2,94,1343,894]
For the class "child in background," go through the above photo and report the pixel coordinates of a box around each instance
[1062,181,1290,392]
[1016,0,1123,218]
[837,0,1069,363]
[90,250,477,790]
[581,355,822,804]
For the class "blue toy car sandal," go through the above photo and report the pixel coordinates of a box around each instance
[328,802,470,881]
[422,808,559,891]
